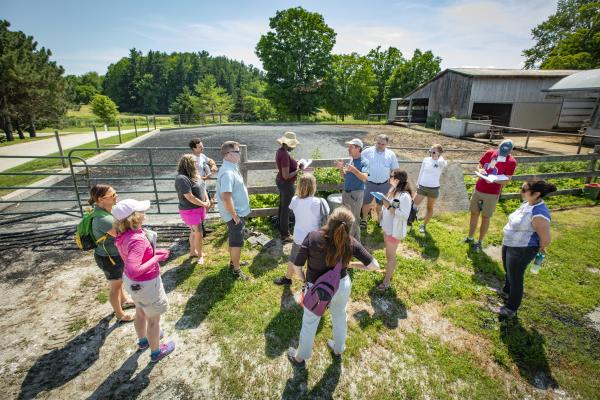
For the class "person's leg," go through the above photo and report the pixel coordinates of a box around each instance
[133,307,147,340]
[468,211,479,238]
[501,245,510,295]
[350,191,363,240]
[424,197,436,224]
[506,247,537,312]
[329,276,352,355]
[361,201,373,222]
[381,241,399,287]
[121,285,133,305]
[277,180,294,238]
[147,315,161,351]
[188,228,196,257]
[230,246,242,269]
[295,308,321,361]
[110,279,128,319]
[478,216,491,243]
[192,224,204,263]
[413,193,425,207]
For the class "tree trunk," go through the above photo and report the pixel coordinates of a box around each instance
[15,119,25,139]
[341,115,345,122]
[28,116,37,138]
[1,96,14,141]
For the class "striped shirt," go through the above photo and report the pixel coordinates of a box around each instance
[361,147,399,184]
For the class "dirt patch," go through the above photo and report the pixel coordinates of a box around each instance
[586,306,600,333]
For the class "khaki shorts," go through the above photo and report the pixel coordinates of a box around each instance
[417,185,440,199]
[469,189,499,218]
[123,275,169,317]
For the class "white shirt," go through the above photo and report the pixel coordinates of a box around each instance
[289,196,329,245]
[380,191,412,240]
[193,153,211,177]
[417,156,447,188]
[361,146,399,184]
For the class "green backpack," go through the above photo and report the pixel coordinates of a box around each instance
[75,208,111,250]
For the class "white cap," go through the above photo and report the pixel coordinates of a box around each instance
[111,199,151,221]
[345,138,363,149]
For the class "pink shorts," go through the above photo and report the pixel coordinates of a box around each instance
[179,207,206,227]
[384,234,401,244]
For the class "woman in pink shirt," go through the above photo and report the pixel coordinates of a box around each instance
[113,199,175,363]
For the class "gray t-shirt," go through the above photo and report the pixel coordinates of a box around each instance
[92,211,119,256]
[175,174,207,210]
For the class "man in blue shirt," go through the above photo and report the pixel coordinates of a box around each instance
[335,138,369,241]
[217,141,251,280]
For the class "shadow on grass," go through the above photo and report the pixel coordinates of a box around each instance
[467,245,504,287]
[353,287,407,329]
[248,244,285,278]
[18,314,116,400]
[409,229,440,260]
[87,351,156,399]
[264,285,305,359]
[499,316,557,390]
[282,354,342,400]
[174,264,235,330]
[162,257,196,294]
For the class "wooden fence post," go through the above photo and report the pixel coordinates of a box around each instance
[54,130,66,167]
[92,125,100,154]
[586,145,600,183]
[178,114,182,127]
[239,144,248,184]
[153,115,157,130]
[117,120,122,143]
[146,116,150,132]
[133,119,138,137]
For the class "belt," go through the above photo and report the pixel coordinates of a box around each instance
[368,181,388,185]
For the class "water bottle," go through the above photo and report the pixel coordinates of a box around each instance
[530,252,545,274]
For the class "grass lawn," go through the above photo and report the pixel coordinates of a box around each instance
[160,204,600,399]
[0,130,150,196]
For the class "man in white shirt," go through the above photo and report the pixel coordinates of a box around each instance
[360,134,399,228]
[189,138,218,234]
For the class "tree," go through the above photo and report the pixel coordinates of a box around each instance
[366,46,404,114]
[90,94,118,126]
[193,75,233,115]
[255,7,336,119]
[523,0,600,69]
[65,72,104,104]
[240,80,276,121]
[168,86,195,115]
[0,20,68,140]
[385,49,441,105]
[322,53,376,120]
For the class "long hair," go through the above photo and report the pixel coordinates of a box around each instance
[177,154,199,181]
[116,211,145,233]
[320,206,354,267]
[295,174,316,198]
[388,169,413,197]
[88,184,112,205]
[526,179,557,199]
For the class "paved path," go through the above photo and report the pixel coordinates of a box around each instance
[0,129,137,171]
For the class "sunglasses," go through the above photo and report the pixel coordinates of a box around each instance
[228,150,241,154]
[376,142,386,146]
[431,151,438,154]
[520,186,529,193]
[103,192,117,199]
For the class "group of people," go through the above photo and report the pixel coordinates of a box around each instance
[86,131,557,367]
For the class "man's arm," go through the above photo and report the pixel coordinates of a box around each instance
[207,157,218,173]
[221,192,240,224]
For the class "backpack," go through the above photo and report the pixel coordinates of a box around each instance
[75,208,111,250]
[318,198,329,227]
[407,200,419,227]
[302,261,343,317]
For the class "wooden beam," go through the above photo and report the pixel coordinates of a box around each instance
[511,171,599,181]
[500,188,582,200]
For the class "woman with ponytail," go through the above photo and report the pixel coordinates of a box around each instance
[493,179,556,318]
[378,169,413,291]
[89,184,134,323]
[287,206,381,367]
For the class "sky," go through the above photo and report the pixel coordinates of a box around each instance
[1,0,558,76]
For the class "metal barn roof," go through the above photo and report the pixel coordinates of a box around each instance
[546,69,600,92]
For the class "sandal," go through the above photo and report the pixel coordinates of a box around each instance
[377,282,390,291]
[121,301,136,310]
[116,314,135,323]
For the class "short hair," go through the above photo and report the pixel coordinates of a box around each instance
[116,211,145,233]
[220,141,240,156]
[376,134,389,143]
[296,174,317,198]
[189,138,202,150]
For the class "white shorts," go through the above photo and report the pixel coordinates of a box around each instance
[123,275,169,317]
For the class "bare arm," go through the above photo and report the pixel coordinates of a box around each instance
[532,217,551,252]
[291,264,306,282]
[348,258,381,271]
[183,192,210,207]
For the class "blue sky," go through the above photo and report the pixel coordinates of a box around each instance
[1,0,557,75]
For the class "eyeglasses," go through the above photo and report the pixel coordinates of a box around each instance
[102,192,117,199]
[228,150,241,154]
[431,151,438,154]
[376,142,386,146]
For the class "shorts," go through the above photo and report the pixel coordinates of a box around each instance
[416,185,440,199]
[94,253,124,281]
[226,217,246,247]
[384,234,401,245]
[469,189,499,218]
[363,181,391,205]
[179,207,206,227]
[123,275,169,318]
[288,242,302,263]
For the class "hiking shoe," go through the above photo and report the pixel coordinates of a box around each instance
[138,330,164,351]
[287,347,306,368]
[473,241,482,253]
[497,306,517,318]
[419,224,426,234]
[150,340,175,363]
[232,268,249,280]
[463,237,474,245]
[281,235,294,244]
[273,276,292,286]
[326,339,342,359]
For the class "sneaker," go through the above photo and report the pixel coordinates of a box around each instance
[287,347,306,368]
[326,339,342,359]
[150,340,176,363]
[492,305,517,318]
[273,276,292,286]
[419,224,426,234]
[232,268,249,280]
[138,330,164,351]
[360,219,367,229]
[473,241,482,253]
[488,287,509,301]
[463,237,474,245]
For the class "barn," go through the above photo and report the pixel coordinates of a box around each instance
[388,68,596,131]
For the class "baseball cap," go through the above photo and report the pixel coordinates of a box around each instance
[345,138,363,149]
[111,199,151,221]
[497,140,514,162]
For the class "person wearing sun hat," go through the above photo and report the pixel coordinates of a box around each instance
[113,199,175,363]
[465,139,517,252]
[275,131,305,243]
[334,138,369,241]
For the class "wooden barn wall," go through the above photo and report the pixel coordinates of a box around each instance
[469,77,563,106]
[406,72,472,118]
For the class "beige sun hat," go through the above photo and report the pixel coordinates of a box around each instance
[277,131,300,148]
